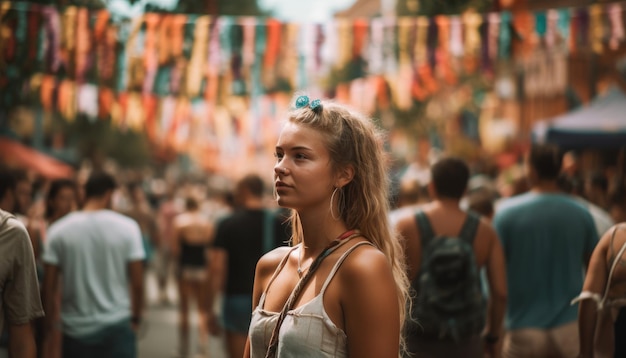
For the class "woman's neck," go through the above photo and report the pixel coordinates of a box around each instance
[298,212,350,254]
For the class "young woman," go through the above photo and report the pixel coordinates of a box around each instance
[245,96,410,358]
[172,196,214,357]
[576,223,626,358]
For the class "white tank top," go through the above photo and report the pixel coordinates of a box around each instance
[248,241,373,358]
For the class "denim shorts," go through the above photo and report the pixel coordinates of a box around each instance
[221,294,253,334]
[63,319,136,358]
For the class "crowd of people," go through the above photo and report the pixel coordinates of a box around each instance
[0,95,625,358]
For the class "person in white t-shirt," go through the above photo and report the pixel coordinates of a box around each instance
[42,172,145,358]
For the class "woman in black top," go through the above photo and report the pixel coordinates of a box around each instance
[172,196,214,357]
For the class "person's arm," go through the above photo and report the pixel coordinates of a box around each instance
[207,248,226,307]
[341,246,400,358]
[171,217,181,259]
[128,260,144,330]
[394,213,421,282]
[9,322,37,358]
[42,263,60,343]
[243,247,291,358]
[206,221,225,335]
[125,220,146,331]
[5,219,44,358]
[148,213,160,252]
[483,226,507,357]
[578,229,611,358]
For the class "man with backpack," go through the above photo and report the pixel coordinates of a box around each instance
[395,157,507,357]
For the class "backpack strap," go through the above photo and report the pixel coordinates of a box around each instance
[459,211,481,245]
[415,210,436,248]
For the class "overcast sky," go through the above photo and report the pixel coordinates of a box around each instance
[258,0,357,22]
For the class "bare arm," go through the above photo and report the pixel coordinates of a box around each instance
[578,229,611,358]
[208,248,227,305]
[171,218,181,258]
[395,214,421,282]
[128,260,144,329]
[243,247,291,358]
[42,264,60,336]
[342,246,400,358]
[9,322,37,358]
[484,226,507,356]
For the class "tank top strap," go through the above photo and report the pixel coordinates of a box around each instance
[259,245,299,307]
[320,241,375,294]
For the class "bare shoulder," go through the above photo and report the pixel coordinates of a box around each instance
[395,209,417,231]
[255,246,294,277]
[394,210,420,244]
[601,224,625,252]
[338,242,393,283]
[3,217,30,245]
[475,216,497,242]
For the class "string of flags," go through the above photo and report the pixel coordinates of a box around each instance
[1,1,625,168]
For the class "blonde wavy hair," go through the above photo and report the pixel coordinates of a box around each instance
[285,99,410,354]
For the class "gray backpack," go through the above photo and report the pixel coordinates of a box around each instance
[410,210,486,341]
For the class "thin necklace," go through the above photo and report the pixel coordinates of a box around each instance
[297,248,311,277]
[296,229,360,278]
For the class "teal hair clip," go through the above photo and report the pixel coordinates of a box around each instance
[310,99,321,110]
[294,95,323,113]
[295,95,310,109]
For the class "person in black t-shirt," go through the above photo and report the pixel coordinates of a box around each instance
[208,174,289,358]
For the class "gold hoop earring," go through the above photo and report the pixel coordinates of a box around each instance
[330,187,343,220]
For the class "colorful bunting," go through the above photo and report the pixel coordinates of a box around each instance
[0,0,625,166]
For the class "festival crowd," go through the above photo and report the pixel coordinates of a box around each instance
[1,96,626,358]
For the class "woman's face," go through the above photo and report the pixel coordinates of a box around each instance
[51,187,76,218]
[274,122,336,214]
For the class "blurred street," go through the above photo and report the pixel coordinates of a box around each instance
[139,273,227,358]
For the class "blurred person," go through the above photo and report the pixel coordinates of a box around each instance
[466,187,504,355]
[562,151,581,179]
[389,178,427,228]
[245,96,410,358]
[171,196,213,358]
[208,174,289,358]
[155,185,181,306]
[608,189,626,224]
[13,170,33,219]
[124,182,159,266]
[0,168,44,358]
[45,179,79,225]
[395,157,507,358]
[42,172,145,358]
[558,175,614,238]
[585,172,610,210]
[462,174,499,218]
[493,144,599,358]
[210,189,236,224]
[467,189,496,220]
[12,171,43,266]
[39,179,79,358]
[574,223,626,358]
[396,178,422,208]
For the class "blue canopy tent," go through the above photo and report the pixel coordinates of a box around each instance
[532,87,626,149]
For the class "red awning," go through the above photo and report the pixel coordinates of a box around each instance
[0,138,74,179]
